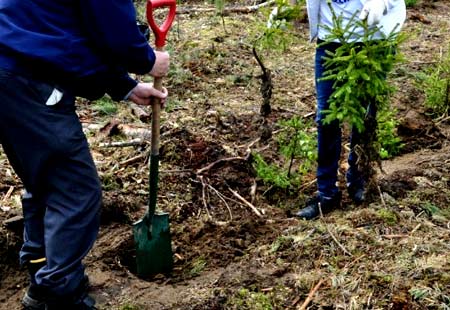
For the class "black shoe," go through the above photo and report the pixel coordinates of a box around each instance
[22,260,47,310]
[22,285,47,310]
[295,192,342,220]
[45,295,97,310]
[347,184,365,204]
[45,277,97,310]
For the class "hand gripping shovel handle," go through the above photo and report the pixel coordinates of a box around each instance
[145,0,176,227]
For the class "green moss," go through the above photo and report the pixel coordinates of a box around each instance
[376,208,398,225]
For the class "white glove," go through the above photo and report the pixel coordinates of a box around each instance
[359,0,388,26]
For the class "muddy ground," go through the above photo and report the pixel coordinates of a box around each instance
[1,1,450,309]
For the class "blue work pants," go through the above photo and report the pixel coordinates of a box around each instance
[0,69,101,298]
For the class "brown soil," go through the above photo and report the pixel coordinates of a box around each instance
[1,1,450,309]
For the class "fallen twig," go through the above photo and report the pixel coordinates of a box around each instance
[381,234,409,239]
[237,137,260,151]
[299,178,316,191]
[343,254,366,270]
[2,186,14,203]
[410,223,421,235]
[119,153,147,166]
[199,176,213,220]
[290,296,301,307]
[82,123,104,132]
[99,139,147,148]
[250,179,257,205]
[206,183,233,221]
[228,187,262,217]
[303,111,315,118]
[298,278,326,310]
[377,185,386,208]
[327,225,353,256]
[117,124,152,140]
[129,103,150,121]
[196,156,247,175]
[3,215,23,230]
[319,204,352,256]
[177,0,275,14]
[160,169,193,174]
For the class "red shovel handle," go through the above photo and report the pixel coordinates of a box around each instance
[146,0,176,48]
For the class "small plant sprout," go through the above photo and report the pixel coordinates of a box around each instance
[253,116,317,190]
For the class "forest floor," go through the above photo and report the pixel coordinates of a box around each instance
[1,1,450,309]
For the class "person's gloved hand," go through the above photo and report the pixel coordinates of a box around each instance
[359,0,388,26]
[128,82,168,106]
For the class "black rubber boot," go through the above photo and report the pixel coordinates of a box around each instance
[295,192,342,220]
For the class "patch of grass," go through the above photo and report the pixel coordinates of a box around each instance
[227,288,273,310]
[410,284,450,308]
[189,257,207,277]
[119,304,142,310]
[270,235,294,253]
[377,108,403,159]
[415,45,450,118]
[92,96,118,116]
[421,202,444,216]
[368,272,393,286]
[253,153,291,189]
[405,0,419,8]
[167,62,196,87]
[417,201,450,224]
[100,172,121,191]
[253,116,317,190]
[164,98,183,112]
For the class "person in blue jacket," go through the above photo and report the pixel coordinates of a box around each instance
[0,1,170,309]
[295,0,406,220]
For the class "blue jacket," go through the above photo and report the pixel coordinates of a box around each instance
[0,0,156,100]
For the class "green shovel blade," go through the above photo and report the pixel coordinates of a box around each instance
[133,212,173,277]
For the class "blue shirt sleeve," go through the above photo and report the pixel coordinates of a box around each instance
[79,0,156,75]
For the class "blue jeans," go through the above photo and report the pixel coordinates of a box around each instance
[0,69,101,298]
[315,42,377,198]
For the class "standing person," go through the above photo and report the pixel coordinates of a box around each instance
[295,0,406,220]
[0,1,170,309]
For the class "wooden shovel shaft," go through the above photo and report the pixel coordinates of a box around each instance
[151,46,164,156]
[146,46,164,225]
[151,93,161,156]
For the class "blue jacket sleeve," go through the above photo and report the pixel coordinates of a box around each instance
[106,72,138,101]
[71,69,137,101]
[79,0,156,75]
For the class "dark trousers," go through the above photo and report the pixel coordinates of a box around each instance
[0,69,101,297]
[314,42,377,198]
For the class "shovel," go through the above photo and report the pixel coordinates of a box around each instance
[133,0,176,278]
